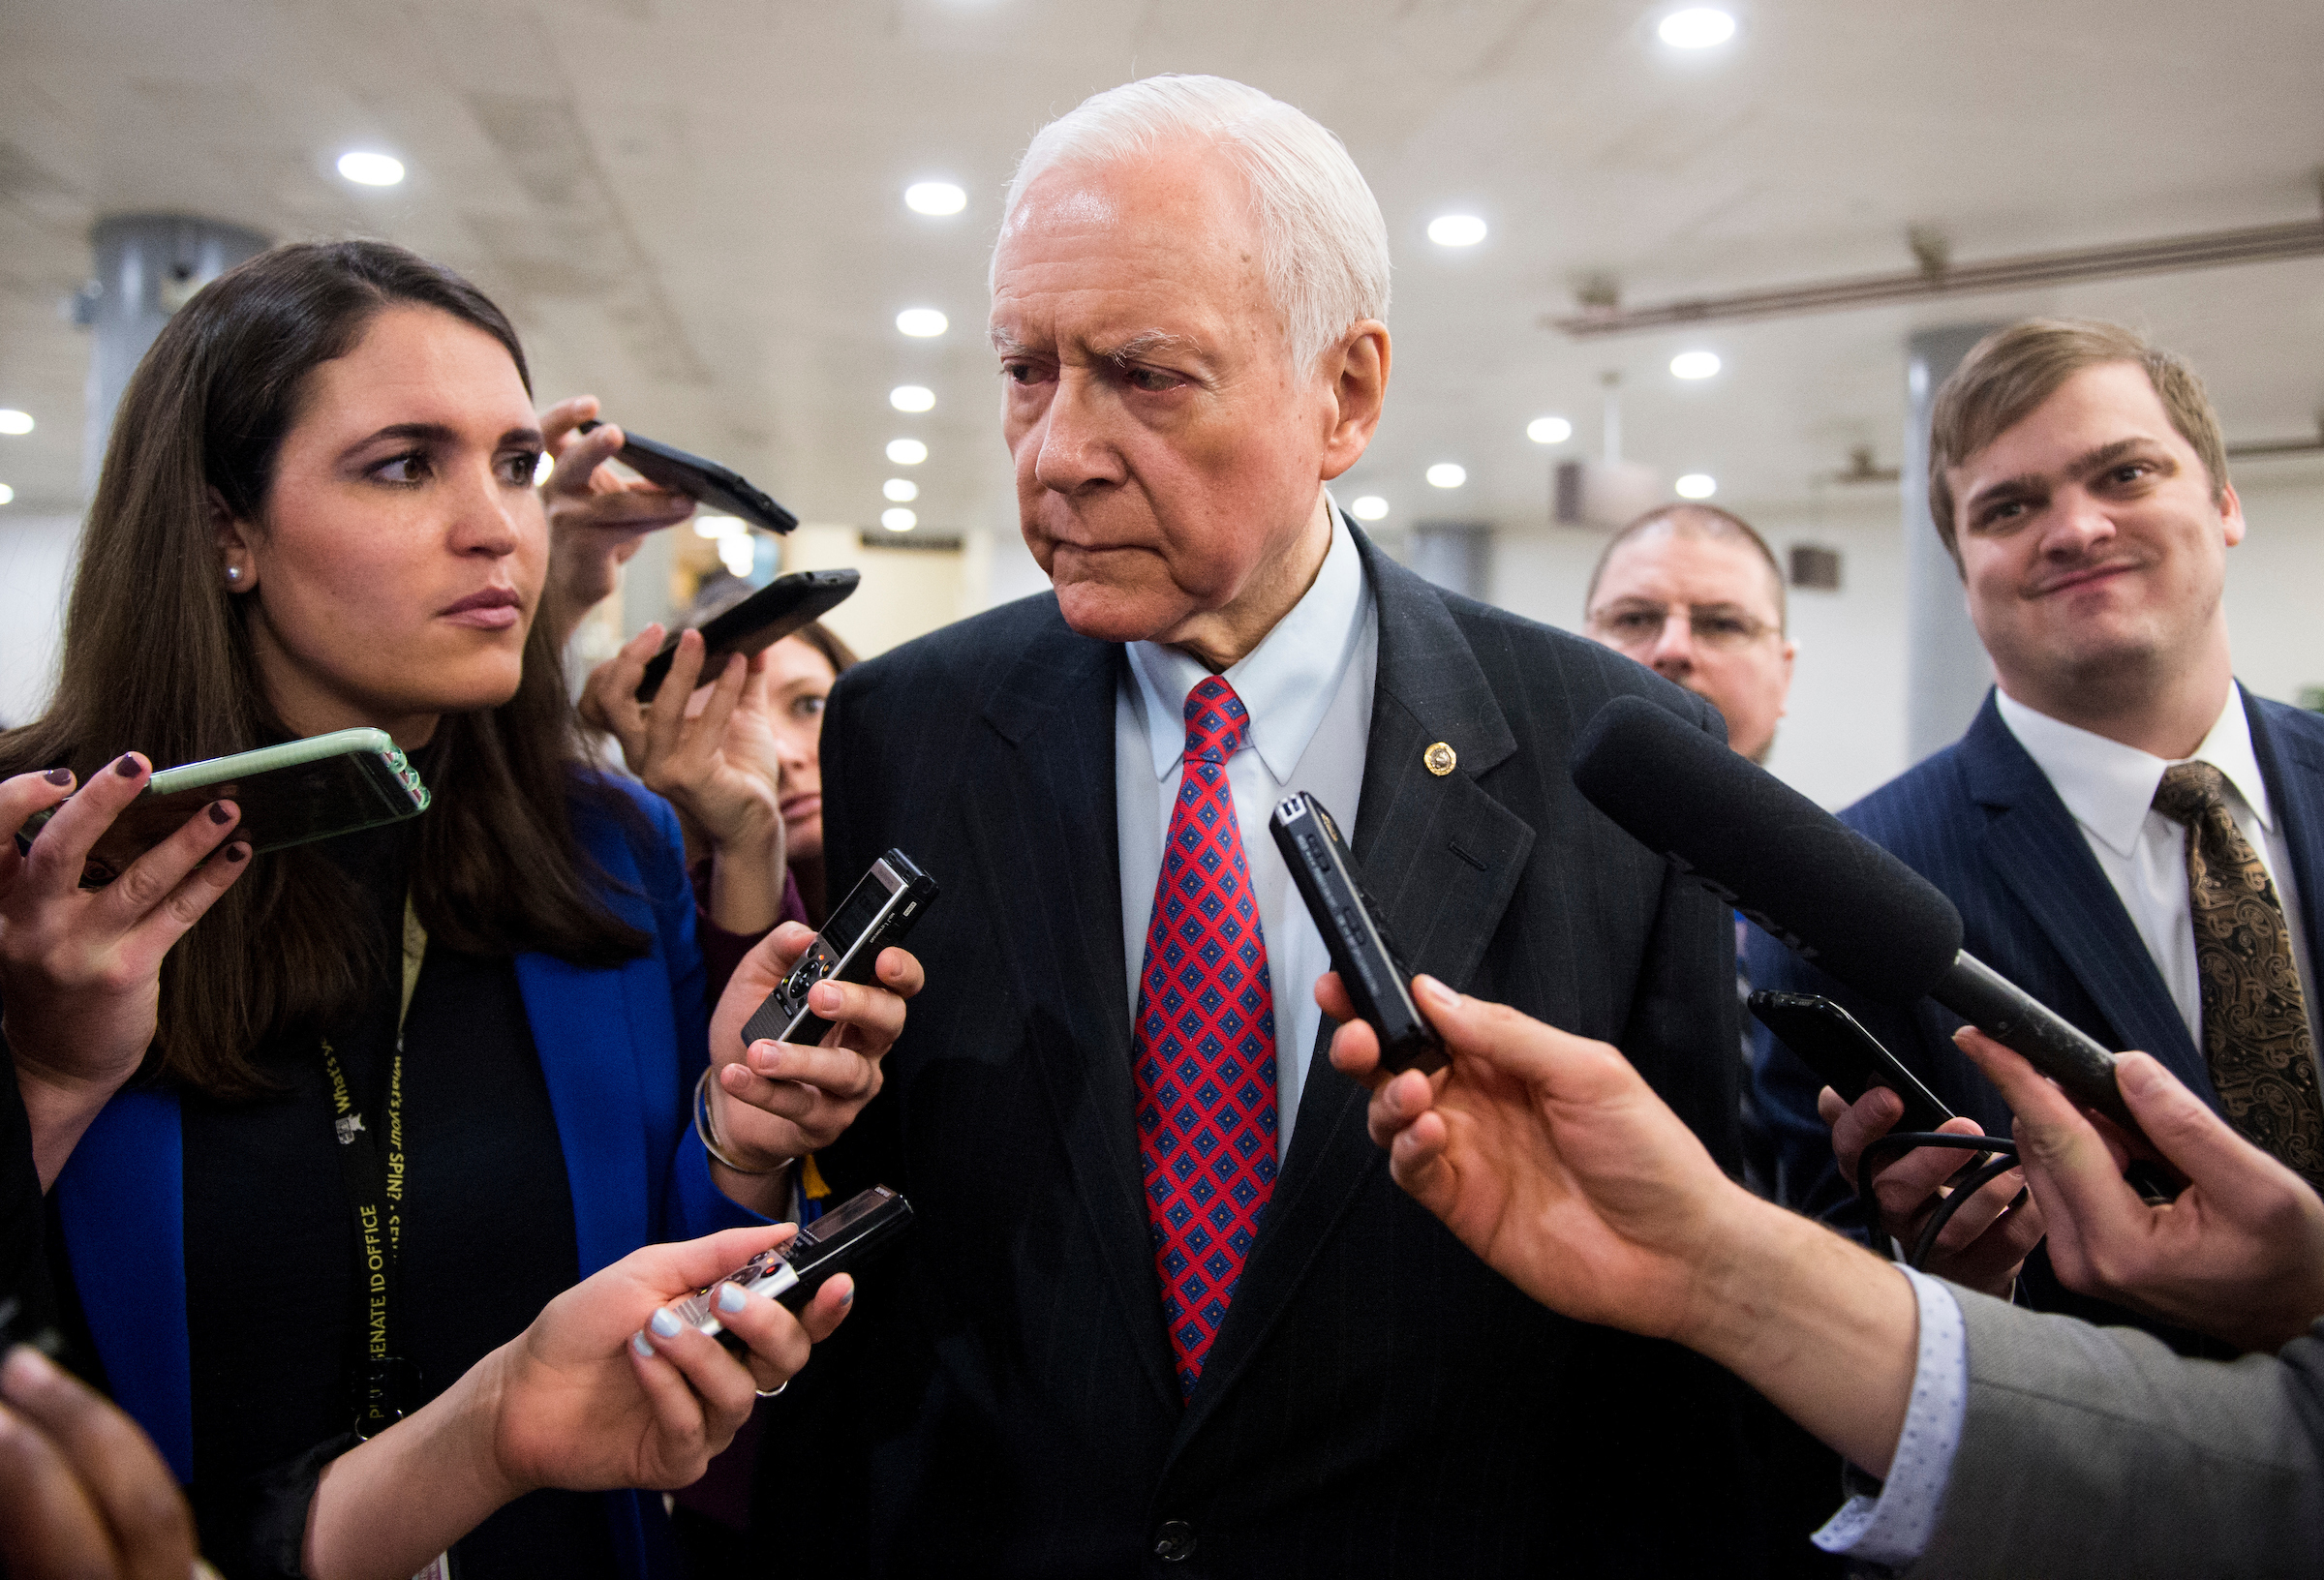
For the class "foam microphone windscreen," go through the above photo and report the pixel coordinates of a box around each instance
[1570,694,1965,1004]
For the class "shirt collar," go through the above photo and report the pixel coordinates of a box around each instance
[1124,503,1369,781]
[1994,683,2274,858]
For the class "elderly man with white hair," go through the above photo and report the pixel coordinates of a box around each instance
[767,76,1827,1574]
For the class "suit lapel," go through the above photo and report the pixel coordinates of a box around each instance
[1177,531,1535,1440]
[959,611,1177,1407]
[1961,699,2206,1088]
[2247,691,2324,1004]
[53,1088,193,1482]
[517,813,656,1279]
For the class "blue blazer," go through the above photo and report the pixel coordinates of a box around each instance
[1752,687,2324,1228]
[49,778,759,1579]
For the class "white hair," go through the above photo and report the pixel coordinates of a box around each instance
[995,75,1391,377]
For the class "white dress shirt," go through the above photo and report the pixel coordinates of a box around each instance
[1996,684,2317,1050]
[1813,1268,1970,1565]
[1115,508,1376,1165]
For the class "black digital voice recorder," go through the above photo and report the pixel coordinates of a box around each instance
[739,848,937,1050]
[1269,792,1446,1075]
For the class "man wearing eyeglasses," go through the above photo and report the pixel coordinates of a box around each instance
[1583,503,1799,1194]
[1582,504,1796,765]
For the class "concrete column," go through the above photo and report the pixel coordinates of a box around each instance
[80,215,267,495]
[1902,323,2003,763]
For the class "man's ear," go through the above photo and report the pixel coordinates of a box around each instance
[210,488,258,592]
[1319,321,1391,481]
[2217,480,2246,549]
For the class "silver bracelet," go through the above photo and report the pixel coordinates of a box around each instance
[693,1066,790,1176]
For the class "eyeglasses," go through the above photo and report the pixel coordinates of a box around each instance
[1588,601,1776,653]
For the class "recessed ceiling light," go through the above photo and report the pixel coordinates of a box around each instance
[1675,472,1718,499]
[881,507,918,532]
[0,410,32,436]
[883,477,919,502]
[887,438,928,465]
[1526,416,1573,445]
[904,182,966,216]
[1658,8,1736,47]
[1351,495,1390,521]
[0,484,16,504]
[896,308,948,338]
[336,151,405,187]
[1426,463,1467,489]
[1670,350,1721,380]
[1426,215,1487,248]
[890,384,934,412]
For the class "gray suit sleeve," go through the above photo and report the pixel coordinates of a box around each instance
[1910,1292,2324,1579]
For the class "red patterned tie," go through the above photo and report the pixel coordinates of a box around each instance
[1134,674,1279,1398]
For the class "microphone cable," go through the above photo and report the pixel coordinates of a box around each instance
[1853,1132,2024,1271]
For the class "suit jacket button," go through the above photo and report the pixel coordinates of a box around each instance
[1154,1520,1196,1563]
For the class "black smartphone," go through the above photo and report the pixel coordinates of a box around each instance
[668,1185,914,1347]
[16,729,431,887]
[573,420,799,535]
[1269,791,1445,1075]
[634,567,860,703]
[1748,990,1954,1133]
[740,850,937,1051]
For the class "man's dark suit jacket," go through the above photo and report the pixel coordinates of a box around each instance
[759,528,1839,1578]
[1753,689,2324,1325]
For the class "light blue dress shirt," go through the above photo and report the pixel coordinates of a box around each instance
[1115,507,1376,1164]
[1815,1266,1972,1566]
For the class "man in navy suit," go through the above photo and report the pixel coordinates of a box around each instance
[1754,319,2324,1322]
[758,74,1836,1576]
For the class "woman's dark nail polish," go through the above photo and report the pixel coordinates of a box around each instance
[223,843,249,865]
[114,754,143,778]
[207,801,231,826]
[43,768,72,786]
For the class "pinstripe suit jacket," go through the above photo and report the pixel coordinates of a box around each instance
[1752,690,2324,1253]
[1911,1292,2324,1578]
[763,528,1839,1577]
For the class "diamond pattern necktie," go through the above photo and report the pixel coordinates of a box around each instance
[2152,761,2324,1195]
[1133,675,1279,1399]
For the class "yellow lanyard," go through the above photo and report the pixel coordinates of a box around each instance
[324,894,429,1438]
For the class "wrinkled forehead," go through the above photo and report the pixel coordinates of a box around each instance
[989,149,1275,353]
[1594,528,1784,621]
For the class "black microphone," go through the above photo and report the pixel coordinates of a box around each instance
[1570,694,2138,1135]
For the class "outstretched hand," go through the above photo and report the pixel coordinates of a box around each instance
[0,1344,205,1580]
[485,1224,851,1495]
[1958,1027,2324,1352]
[1325,971,1749,1344]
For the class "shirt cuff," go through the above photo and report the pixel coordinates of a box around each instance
[1811,1265,1969,1568]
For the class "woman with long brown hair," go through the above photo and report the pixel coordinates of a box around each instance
[0,240,918,1580]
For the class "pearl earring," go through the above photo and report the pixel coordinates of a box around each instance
[225,566,242,582]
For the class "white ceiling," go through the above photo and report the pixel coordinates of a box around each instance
[2,0,2321,538]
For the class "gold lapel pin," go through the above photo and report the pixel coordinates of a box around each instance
[1423,742,1456,776]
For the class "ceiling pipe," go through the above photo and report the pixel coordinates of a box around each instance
[1546,217,2324,338]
